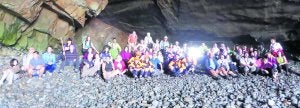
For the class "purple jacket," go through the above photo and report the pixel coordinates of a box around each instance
[268,57,277,65]
[260,62,273,69]
[120,50,131,61]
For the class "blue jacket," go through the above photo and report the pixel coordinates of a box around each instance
[204,57,219,71]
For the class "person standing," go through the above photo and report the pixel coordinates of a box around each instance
[82,35,98,54]
[128,31,138,51]
[144,32,154,48]
[109,38,122,60]
[270,37,284,57]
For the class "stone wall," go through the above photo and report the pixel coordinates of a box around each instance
[0,0,108,52]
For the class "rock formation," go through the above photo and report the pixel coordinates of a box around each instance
[0,0,109,52]
[99,0,300,41]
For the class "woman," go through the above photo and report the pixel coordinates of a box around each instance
[0,59,21,86]
[276,52,288,74]
[83,48,95,67]
[114,55,127,75]
[82,36,98,54]
[102,57,118,81]
[260,57,278,81]
[120,46,131,63]
[100,46,111,59]
[81,54,102,78]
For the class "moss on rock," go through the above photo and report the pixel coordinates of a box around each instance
[27,30,49,52]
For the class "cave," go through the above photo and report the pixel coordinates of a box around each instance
[0,0,300,107]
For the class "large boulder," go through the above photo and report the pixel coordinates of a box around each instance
[75,18,128,52]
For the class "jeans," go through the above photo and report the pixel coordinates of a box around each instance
[171,68,182,77]
[45,64,56,73]
[59,60,80,72]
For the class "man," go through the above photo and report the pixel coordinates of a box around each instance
[109,38,122,59]
[270,37,284,57]
[28,51,45,78]
[59,45,80,73]
[239,53,257,75]
[144,32,154,48]
[150,53,163,76]
[160,36,170,50]
[204,52,220,80]
[42,46,56,75]
[22,47,35,72]
[128,31,138,51]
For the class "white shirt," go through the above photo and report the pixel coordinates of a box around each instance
[270,42,283,52]
[23,54,33,66]
[144,36,153,44]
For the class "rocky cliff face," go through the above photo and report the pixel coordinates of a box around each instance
[99,0,300,41]
[0,0,109,52]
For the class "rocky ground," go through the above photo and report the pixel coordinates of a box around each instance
[0,55,300,108]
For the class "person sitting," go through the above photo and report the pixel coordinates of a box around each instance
[81,55,102,78]
[217,55,237,78]
[260,57,278,81]
[183,56,197,74]
[109,38,122,59]
[150,53,163,76]
[128,56,143,78]
[102,56,118,81]
[0,59,21,86]
[141,57,154,78]
[100,45,111,59]
[120,46,131,63]
[28,51,45,79]
[168,55,186,77]
[212,43,220,56]
[113,55,127,76]
[58,38,77,61]
[22,47,35,72]
[239,53,257,75]
[270,37,284,57]
[276,52,289,75]
[83,48,95,67]
[42,46,56,75]
[59,45,80,73]
[204,52,220,80]
[82,35,98,54]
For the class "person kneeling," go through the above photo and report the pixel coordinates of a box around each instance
[0,59,21,86]
[168,55,186,77]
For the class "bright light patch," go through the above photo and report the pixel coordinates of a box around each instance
[188,47,202,59]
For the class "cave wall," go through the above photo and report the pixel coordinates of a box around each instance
[98,0,300,41]
[0,0,108,52]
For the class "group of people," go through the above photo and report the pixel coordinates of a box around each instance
[0,31,289,85]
